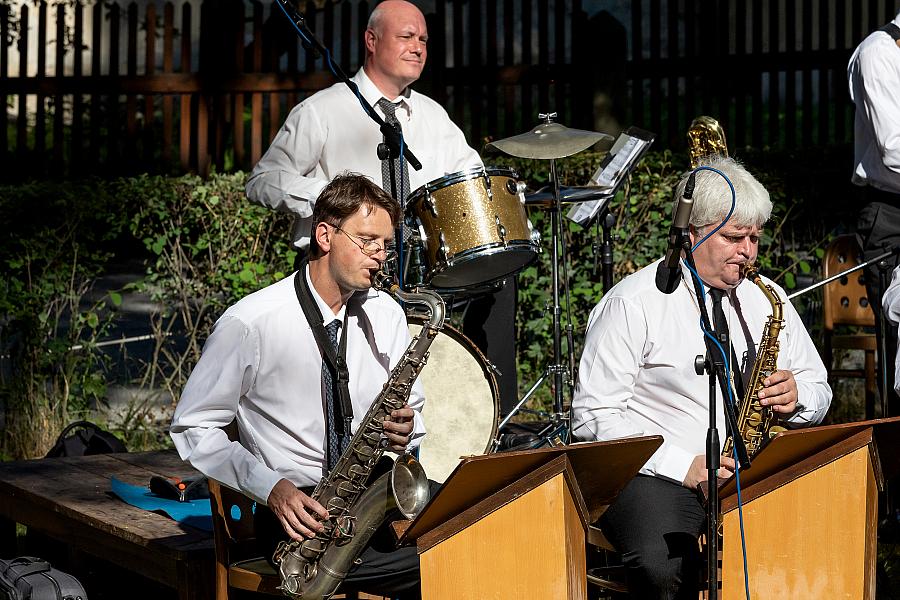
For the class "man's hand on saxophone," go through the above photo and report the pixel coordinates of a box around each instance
[757,369,799,414]
[267,479,329,541]
[382,403,416,452]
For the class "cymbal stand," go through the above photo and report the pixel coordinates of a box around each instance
[497,158,574,444]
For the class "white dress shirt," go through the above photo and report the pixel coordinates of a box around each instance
[245,68,483,248]
[848,12,900,194]
[572,259,832,485]
[170,267,425,505]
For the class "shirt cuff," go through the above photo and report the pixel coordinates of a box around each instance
[647,442,696,486]
[248,461,287,506]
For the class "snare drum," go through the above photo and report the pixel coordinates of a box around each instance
[408,316,499,483]
[406,167,539,288]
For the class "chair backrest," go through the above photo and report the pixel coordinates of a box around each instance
[822,234,874,331]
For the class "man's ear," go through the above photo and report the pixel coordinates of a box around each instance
[314,222,332,254]
[364,28,377,55]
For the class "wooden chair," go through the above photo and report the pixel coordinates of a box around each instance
[208,479,387,600]
[822,234,878,420]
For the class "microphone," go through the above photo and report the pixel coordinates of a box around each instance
[655,171,697,294]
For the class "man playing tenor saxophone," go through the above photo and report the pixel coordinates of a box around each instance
[572,156,832,599]
[171,174,427,599]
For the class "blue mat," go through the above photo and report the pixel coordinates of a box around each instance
[110,477,213,531]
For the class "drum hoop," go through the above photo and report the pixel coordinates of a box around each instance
[406,315,500,452]
[426,242,539,285]
[406,166,520,206]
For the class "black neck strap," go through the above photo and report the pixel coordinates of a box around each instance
[293,260,353,436]
[880,22,900,41]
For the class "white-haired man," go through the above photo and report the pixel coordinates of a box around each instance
[572,156,832,599]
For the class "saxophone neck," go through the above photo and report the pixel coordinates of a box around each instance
[741,263,783,320]
[373,270,446,329]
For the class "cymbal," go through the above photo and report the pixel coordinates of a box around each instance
[524,185,613,207]
[485,122,614,160]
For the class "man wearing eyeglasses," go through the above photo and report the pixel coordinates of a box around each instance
[171,174,427,598]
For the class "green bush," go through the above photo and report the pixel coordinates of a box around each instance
[0,152,841,457]
[0,179,128,458]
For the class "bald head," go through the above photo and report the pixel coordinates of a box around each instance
[364,1,428,99]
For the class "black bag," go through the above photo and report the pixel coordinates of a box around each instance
[44,421,127,458]
[0,557,87,600]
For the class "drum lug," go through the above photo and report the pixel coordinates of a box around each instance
[483,171,493,202]
[425,193,438,218]
[495,216,508,247]
[438,231,450,262]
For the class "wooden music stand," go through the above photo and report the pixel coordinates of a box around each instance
[719,416,900,599]
[398,437,663,600]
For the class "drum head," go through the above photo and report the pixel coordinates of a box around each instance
[408,317,499,483]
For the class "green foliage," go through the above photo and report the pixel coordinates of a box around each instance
[126,172,295,402]
[0,178,128,458]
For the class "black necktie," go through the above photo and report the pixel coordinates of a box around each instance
[709,288,729,346]
[323,319,345,472]
[709,288,746,401]
[377,98,411,202]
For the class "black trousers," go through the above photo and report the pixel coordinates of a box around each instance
[599,475,706,600]
[255,480,441,600]
[460,278,519,415]
[856,194,900,420]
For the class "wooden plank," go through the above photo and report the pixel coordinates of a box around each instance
[180,2,192,171]
[108,2,121,170]
[630,0,642,129]
[52,4,65,174]
[486,0,498,139]
[648,0,661,142]
[521,0,533,125]
[162,1,174,165]
[250,0,263,166]
[767,0,779,147]
[125,2,138,169]
[0,4,7,156]
[751,0,763,148]
[35,1,47,160]
[16,4,27,160]
[89,1,102,167]
[71,1,84,174]
[666,0,679,147]
[785,0,797,148]
[145,2,157,168]
[471,0,484,145]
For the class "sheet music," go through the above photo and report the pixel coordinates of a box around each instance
[566,128,654,226]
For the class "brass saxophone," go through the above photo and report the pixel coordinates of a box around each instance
[273,271,445,599]
[722,264,787,458]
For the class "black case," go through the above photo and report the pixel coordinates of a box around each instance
[0,557,87,600]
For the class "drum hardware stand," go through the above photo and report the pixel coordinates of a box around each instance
[592,208,617,294]
[485,113,614,445]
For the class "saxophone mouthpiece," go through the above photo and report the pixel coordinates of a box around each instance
[372,269,397,292]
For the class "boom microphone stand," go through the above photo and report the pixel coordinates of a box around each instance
[677,239,750,600]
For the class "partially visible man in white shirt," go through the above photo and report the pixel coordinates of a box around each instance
[572,156,831,599]
[849,11,900,418]
[246,0,520,417]
[171,174,425,598]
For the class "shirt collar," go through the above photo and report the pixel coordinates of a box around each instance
[354,68,413,117]
[304,265,346,325]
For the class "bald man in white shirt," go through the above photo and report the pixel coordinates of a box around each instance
[246,0,519,416]
[572,157,831,599]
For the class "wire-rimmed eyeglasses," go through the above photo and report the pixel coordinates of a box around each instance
[331,225,396,260]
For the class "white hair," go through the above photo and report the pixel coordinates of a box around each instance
[673,155,772,229]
